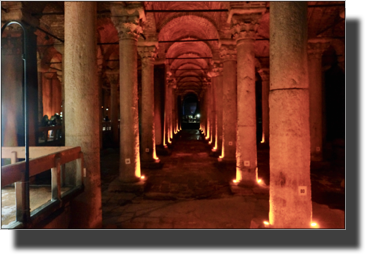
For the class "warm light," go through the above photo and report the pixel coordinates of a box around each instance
[263,221,270,225]
[208,140,212,144]
[212,147,217,151]
[257,179,263,184]
[164,145,168,148]
[260,140,264,143]
[232,179,237,184]
[261,133,265,143]
[141,175,145,179]
[311,222,319,228]
[219,156,223,158]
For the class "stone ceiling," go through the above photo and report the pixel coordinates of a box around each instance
[1,1,345,96]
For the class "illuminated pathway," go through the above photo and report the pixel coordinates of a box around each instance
[99,129,345,229]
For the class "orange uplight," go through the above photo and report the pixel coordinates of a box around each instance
[311,222,319,228]
[263,221,270,225]
[141,175,145,179]
[232,179,238,184]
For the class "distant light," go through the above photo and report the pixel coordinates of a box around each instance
[101,106,103,108]
[196,114,200,118]
[260,140,264,143]
[106,108,109,111]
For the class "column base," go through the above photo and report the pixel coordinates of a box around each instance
[108,177,145,194]
[229,180,269,196]
[209,149,221,158]
[217,157,236,164]
[141,159,164,169]
[156,145,172,156]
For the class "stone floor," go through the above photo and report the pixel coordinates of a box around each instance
[1,128,345,229]
[100,129,345,229]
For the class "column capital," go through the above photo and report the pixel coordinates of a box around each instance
[230,13,264,41]
[106,70,119,85]
[308,38,330,59]
[137,41,158,63]
[219,40,237,61]
[110,2,145,41]
[258,68,270,81]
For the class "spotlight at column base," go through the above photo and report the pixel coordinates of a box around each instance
[311,222,319,228]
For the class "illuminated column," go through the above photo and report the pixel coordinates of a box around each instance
[97,62,103,149]
[231,9,264,184]
[269,2,311,228]
[64,1,102,228]
[54,44,65,144]
[111,3,145,183]
[208,69,218,150]
[206,79,213,143]
[138,42,159,164]
[172,87,177,135]
[106,70,119,144]
[42,72,54,118]
[308,39,330,161]
[164,75,172,145]
[219,40,237,162]
[258,68,269,145]
[214,61,224,154]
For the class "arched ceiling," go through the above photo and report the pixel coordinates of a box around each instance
[1,1,345,97]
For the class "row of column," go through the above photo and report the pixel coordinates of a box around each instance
[200,3,330,228]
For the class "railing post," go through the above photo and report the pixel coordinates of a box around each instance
[75,151,84,186]
[51,156,62,201]
[15,172,29,223]
[10,151,17,164]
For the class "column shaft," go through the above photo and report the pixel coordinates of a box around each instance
[236,39,257,184]
[139,46,158,163]
[259,69,270,144]
[119,37,140,181]
[64,1,102,228]
[216,73,223,153]
[269,2,311,228]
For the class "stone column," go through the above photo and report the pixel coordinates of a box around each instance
[42,72,54,119]
[269,2,311,228]
[54,44,65,145]
[214,61,224,154]
[172,87,177,135]
[308,39,330,161]
[1,35,23,147]
[208,69,219,151]
[106,70,119,144]
[163,75,171,146]
[97,64,103,149]
[219,40,237,163]
[231,10,264,185]
[37,54,43,125]
[206,79,213,143]
[111,2,145,183]
[138,42,159,165]
[64,1,102,228]
[258,68,269,145]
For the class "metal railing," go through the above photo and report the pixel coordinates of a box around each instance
[1,146,84,228]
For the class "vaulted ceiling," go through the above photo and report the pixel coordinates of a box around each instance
[1,1,345,97]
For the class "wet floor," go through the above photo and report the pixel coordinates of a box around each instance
[1,128,345,228]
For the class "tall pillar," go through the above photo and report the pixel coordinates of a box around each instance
[258,68,270,145]
[111,2,145,183]
[219,40,237,162]
[64,1,102,228]
[269,2,311,228]
[97,63,103,149]
[138,42,159,164]
[54,44,65,145]
[214,61,223,154]
[231,9,264,184]
[1,35,23,147]
[42,72,54,118]
[206,79,213,143]
[208,68,219,151]
[308,39,330,161]
[163,74,172,146]
[106,70,119,144]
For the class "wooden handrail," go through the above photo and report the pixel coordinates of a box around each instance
[1,146,82,187]
[1,146,84,227]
